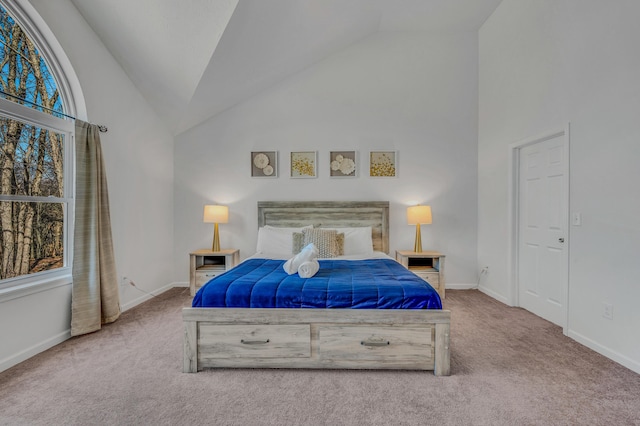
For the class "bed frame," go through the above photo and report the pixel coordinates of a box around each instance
[183,201,451,375]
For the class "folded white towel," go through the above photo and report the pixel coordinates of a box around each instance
[298,260,320,278]
[283,243,318,275]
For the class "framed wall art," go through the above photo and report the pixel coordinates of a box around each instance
[369,151,397,177]
[329,151,357,177]
[290,151,317,178]
[251,151,278,177]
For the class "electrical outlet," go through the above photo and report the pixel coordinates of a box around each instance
[572,212,582,226]
[120,276,129,288]
[603,303,613,320]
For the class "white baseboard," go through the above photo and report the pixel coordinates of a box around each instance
[445,283,478,290]
[568,330,640,375]
[447,284,512,306]
[0,329,70,373]
[1,282,183,374]
[477,284,510,305]
[120,281,182,311]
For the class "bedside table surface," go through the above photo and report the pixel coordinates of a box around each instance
[396,250,444,258]
[190,248,239,256]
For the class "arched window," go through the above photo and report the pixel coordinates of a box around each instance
[0,2,75,290]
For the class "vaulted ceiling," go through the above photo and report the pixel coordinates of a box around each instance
[69,0,502,136]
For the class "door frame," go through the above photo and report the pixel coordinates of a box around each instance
[507,124,571,334]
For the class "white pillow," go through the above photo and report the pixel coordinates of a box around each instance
[256,225,312,255]
[322,226,373,256]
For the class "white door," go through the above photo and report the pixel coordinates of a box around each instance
[517,133,568,327]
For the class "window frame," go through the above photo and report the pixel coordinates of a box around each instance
[0,0,77,300]
[0,98,75,299]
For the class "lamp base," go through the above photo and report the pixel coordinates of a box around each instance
[413,224,423,253]
[212,223,221,252]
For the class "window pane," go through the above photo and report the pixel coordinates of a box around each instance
[0,6,64,117]
[0,201,64,279]
[0,117,64,197]
[0,4,70,287]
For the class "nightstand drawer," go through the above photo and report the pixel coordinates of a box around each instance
[195,268,225,287]
[190,249,240,296]
[413,271,439,286]
[396,250,445,299]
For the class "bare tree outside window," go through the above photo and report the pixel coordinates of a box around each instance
[0,5,67,280]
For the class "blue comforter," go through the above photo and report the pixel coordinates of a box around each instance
[192,258,442,310]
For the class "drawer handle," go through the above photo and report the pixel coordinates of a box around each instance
[361,339,390,347]
[241,338,270,345]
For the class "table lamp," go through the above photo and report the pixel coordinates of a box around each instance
[203,205,228,252]
[407,205,432,253]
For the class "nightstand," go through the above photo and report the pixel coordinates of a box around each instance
[396,250,446,299]
[189,249,240,296]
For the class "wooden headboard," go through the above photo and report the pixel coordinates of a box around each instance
[257,201,389,254]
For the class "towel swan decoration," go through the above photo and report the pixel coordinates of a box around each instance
[283,243,320,277]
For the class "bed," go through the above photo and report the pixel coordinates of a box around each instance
[183,201,451,375]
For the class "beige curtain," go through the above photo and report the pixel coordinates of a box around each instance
[71,120,120,336]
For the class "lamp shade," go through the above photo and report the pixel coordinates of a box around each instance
[203,205,229,223]
[407,205,432,225]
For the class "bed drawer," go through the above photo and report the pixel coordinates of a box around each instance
[318,325,433,363]
[199,324,311,359]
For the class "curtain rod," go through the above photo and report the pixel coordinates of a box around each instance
[0,90,108,132]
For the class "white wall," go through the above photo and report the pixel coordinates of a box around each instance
[0,0,175,371]
[479,0,640,373]
[174,31,479,288]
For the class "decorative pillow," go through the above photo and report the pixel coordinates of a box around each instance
[335,233,345,256]
[256,225,312,255]
[294,231,344,256]
[302,228,339,258]
[321,227,373,256]
[292,232,305,254]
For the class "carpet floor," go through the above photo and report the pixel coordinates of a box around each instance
[1,288,639,426]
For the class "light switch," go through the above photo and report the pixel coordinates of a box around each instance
[572,212,581,226]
